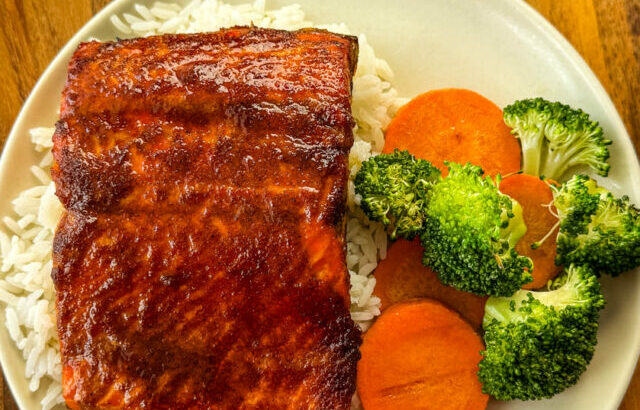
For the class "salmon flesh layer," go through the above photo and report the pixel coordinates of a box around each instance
[51,27,360,409]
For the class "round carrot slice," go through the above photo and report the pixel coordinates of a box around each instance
[383,88,521,176]
[499,173,562,289]
[357,300,488,410]
[374,238,486,330]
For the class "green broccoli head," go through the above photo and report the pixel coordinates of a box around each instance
[504,98,611,180]
[354,150,441,240]
[420,162,532,296]
[478,264,605,400]
[553,174,640,276]
[503,98,556,177]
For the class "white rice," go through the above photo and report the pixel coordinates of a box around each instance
[0,1,406,408]
[1,131,64,410]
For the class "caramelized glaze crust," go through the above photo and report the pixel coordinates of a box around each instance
[52,27,359,409]
[52,27,357,213]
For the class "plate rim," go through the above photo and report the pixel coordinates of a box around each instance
[0,0,638,408]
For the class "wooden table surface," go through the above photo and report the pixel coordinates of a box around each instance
[0,0,639,408]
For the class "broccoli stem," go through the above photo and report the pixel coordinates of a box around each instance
[542,134,594,179]
[500,198,527,248]
[520,131,545,176]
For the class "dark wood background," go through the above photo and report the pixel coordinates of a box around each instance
[0,0,639,408]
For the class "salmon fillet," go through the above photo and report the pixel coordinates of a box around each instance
[52,27,360,409]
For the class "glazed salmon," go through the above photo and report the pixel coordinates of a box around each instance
[52,27,360,409]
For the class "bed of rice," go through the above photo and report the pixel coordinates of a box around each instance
[0,1,406,408]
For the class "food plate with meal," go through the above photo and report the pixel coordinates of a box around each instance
[0,0,638,409]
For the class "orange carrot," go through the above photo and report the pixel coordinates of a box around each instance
[383,88,521,176]
[499,173,562,289]
[374,238,487,330]
[357,300,489,410]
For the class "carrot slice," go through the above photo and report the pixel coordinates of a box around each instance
[499,173,562,289]
[383,88,521,176]
[373,238,487,330]
[357,300,488,410]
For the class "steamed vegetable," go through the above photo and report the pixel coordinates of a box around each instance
[499,174,563,289]
[422,162,532,296]
[383,88,521,176]
[503,98,611,180]
[354,89,639,405]
[373,238,487,330]
[354,149,440,240]
[356,153,533,296]
[358,300,489,410]
[550,174,640,276]
[478,264,605,400]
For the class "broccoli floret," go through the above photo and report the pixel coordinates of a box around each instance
[421,162,532,296]
[552,174,640,276]
[478,264,605,400]
[354,150,441,240]
[503,98,611,180]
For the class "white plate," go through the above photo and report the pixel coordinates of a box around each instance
[1,0,639,409]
